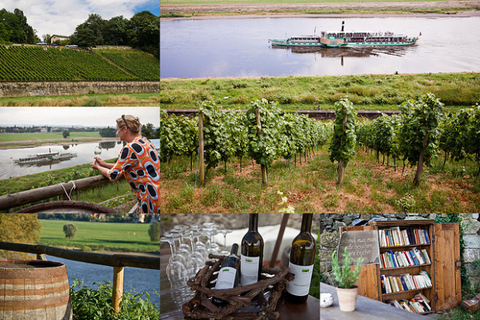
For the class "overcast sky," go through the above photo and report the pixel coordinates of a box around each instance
[1,0,159,38]
[0,107,160,127]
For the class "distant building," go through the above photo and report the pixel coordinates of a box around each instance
[51,34,70,43]
[40,127,48,133]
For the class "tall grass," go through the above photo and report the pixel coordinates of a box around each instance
[161,73,480,111]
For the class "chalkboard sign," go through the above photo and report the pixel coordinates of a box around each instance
[337,230,380,265]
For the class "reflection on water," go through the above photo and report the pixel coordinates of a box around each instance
[0,140,123,180]
[161,16,480,78]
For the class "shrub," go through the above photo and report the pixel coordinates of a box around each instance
[148,222,160,242]
[63,224,77,239]
[70,279,160,320]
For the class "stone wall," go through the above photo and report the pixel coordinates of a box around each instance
[320,213,480,290]
[0,81,160,98]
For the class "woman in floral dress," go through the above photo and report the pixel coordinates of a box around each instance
[91,115,160,213]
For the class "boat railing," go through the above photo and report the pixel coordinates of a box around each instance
[0,240,159,314]
[0,174,122,212]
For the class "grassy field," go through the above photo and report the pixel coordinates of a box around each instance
[0,92,160,107]
[160,145,480,213]
[0,131,101,142]
[161,73,480,112]
[39,219,159,253]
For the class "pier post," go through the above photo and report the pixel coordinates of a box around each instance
[112,266,124,313]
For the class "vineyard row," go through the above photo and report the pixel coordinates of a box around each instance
[161,94,480,187]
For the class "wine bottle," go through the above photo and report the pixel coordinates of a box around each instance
[285,213,317,303]
[213,243,240,306]
[240,213,264,286]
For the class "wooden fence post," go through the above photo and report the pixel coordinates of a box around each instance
[112,266,124,314]
[198,111,205,187]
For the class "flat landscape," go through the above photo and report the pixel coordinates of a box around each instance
[39,219,159,254]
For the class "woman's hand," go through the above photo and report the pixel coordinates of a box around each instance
[93,157,107,167]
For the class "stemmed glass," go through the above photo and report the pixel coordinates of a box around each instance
[184,229,204,278]
[203,223,220,256]
[161,233,187,288]
[218,229,232,255]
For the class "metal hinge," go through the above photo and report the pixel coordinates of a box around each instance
[456,260,462,270]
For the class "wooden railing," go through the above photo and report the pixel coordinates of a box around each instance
[0,241,159,313]
[0,175,121,211]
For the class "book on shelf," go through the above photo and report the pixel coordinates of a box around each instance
[381,272,432,294]
[380,248,431,269]
[387,293,432,314]
[379,227,430,247]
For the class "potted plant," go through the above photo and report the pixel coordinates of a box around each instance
[331,247,364,312]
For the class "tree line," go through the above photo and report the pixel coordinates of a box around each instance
[0,9,159,58]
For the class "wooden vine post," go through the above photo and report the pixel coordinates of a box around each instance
[198,110,205,187]
[255,107,268,187]
[337,108,348,187]
[413,132,430,187]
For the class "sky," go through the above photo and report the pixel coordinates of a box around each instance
[0,107,160,127]
[1,0,160,39]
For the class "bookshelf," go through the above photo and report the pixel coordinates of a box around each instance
[339,220,461,313]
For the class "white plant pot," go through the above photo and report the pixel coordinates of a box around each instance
[336,286,358,312]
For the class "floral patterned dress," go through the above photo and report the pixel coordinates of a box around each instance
[107,136,160,213]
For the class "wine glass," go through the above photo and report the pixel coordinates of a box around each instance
[184,230,205,278]
[203,224,220,256]
[161,234,187,288]
[218,229,232,255]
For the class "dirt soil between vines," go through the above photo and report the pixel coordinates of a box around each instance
[161,1,480,19]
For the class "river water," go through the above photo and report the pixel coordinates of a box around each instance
[0,140,123,180]
[0,139,160,180]
[160,16,480,78]
[45,255,160,308]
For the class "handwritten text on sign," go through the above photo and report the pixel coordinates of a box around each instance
[337,230,380,265]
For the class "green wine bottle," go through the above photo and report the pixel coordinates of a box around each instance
[213,243,240,306]
[241,213,264,286]
[285,213,316,303]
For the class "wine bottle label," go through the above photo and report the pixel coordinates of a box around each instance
[240,254,260,286]
[286,262,314,296]
[214,267,237,290]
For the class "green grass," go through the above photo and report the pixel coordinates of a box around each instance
[0,92,160,107]
[161,145,480,213]
[39,219,159,253]
[0,132,100,142]
[0,160,136,213]
[161,73,480,111]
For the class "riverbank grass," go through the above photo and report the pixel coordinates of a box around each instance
[0,161,136,213]
[161,73,480,111]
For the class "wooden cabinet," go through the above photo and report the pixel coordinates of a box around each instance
[340,220,461,313]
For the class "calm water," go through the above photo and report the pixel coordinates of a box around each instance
[160,16,480,78]
[46,255,160,308]
[0,140,123,180]
[0,139,160,180]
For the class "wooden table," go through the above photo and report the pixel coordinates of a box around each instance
[161,255,319,319]
[320,282,428,320]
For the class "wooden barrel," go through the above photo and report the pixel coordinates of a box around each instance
[0,259,72,320]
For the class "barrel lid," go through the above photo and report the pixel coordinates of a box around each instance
[0,259,64,269]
